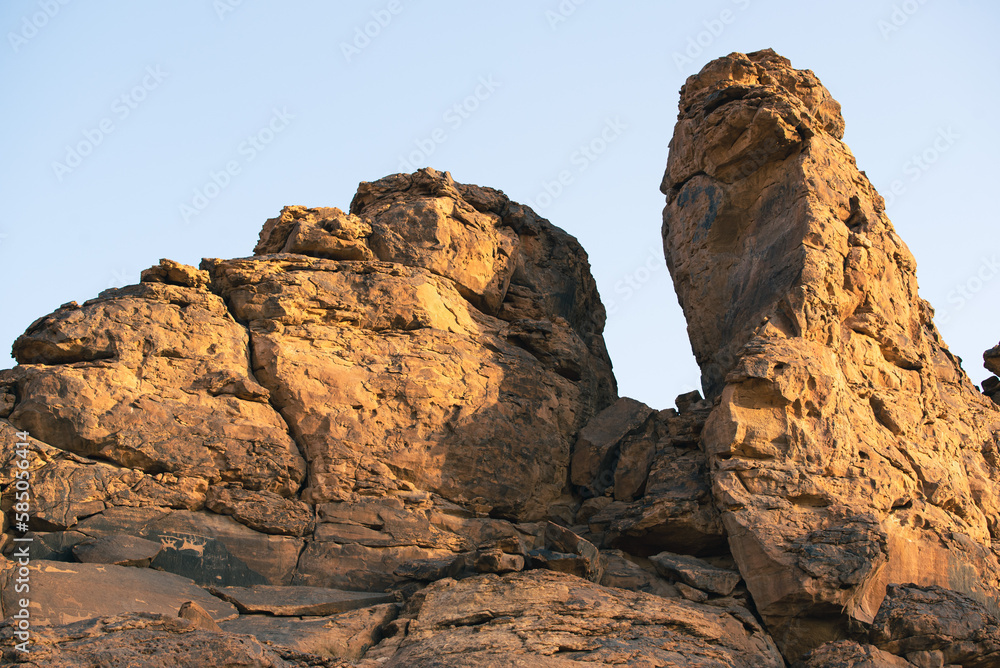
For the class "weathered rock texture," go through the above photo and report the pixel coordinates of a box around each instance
[0,168,617,591]
[377,570,783,667]
[208,169,616,519]
[0,612,352,668]
[3,168,762,666]
[661,48,1000,659]
[1,50,997,668]
[0,560,238,626]
[579,393,726,557]
[798,584,1000,668]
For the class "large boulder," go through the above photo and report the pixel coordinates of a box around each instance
[661,48,1000,659]
[378,570,783,667]
[0,169,618,622]
[579,394,726,557]
[3,281,305,497]
[0,612,349,667]
[204,168,615,520]
[0,560,238,625]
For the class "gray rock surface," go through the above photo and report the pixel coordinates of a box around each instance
[210,585,394,616]
[0,561,237,625]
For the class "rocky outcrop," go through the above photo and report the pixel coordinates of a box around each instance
[0,612,353,667]
[373,570,783,667]
[661,48,1000,659]
[1,560,238,625]
[982,343,1000,405]
[6,279,306,499]
[798,584,1000,668]
[579,393,726,557]
[2,169,614,531]
[3,168,735,666]
[207,169,616,520]
[2,51,998,667]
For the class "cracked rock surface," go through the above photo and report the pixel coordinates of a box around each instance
[2,52,999,667]
[662,48,1000,660]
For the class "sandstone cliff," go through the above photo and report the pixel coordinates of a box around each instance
[662,48,1000,661]
[0,51,998,668]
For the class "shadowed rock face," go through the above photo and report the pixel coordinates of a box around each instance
[662,48,1000,659]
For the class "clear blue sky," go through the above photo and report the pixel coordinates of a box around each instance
[2,1,998,409]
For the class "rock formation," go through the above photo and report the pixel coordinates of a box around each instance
[0,168,784,666]
[662,48,1000,659]
[981,343,1000,405]
[1,50,998,667]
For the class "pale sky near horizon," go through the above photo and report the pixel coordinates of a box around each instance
[2,1,998,410]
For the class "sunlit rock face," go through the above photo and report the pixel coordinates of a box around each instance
[3,49,1000,668]
[661,48,1000,660]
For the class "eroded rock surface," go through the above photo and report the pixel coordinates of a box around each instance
[220,603,398,661]
[661,48,1000,659]
[5,283,305,498]
[0,612,351,667]
[1,50,998,667]
[580,394,725,557]
[0,561,238,625]
[0,168,636,665]
[206,168,615,519]
[378,570,783,667]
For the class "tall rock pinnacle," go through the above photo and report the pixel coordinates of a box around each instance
[662,48,1000,658]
